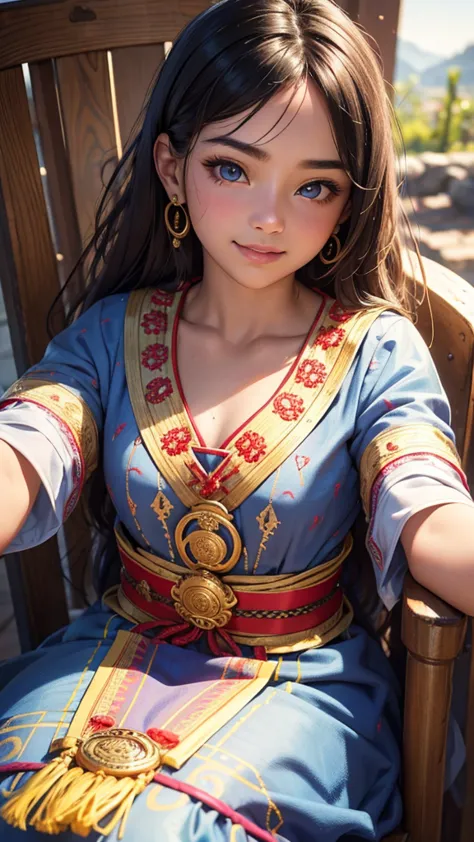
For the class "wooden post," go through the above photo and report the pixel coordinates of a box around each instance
[402,575,467,842]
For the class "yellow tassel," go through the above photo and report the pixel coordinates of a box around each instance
[1,728,160,838]
[0,749,76,831]
[32,767,97,835]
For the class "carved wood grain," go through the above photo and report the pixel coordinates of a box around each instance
[402,574,467,842]
[29,60,84,310]
[0,0,210,71]
[112,44,165,153]
[55,51,118,249]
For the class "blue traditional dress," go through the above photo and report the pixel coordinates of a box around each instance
[0,283,472,842]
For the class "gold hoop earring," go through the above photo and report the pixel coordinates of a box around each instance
[319,225,341,265]
[164,195,190,249]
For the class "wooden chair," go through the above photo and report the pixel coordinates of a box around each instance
[0,3,472,842]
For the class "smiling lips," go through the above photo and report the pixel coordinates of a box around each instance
[234,242,286,263]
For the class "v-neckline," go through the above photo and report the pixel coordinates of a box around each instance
[126,284,386,510]
[171,283,327,452]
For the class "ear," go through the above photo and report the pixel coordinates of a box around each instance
[153,133,186,203]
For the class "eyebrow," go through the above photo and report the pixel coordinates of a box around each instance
[203,135,345,170]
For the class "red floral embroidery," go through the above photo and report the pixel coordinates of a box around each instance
[314,325,345,349]
[386,442,399,452]
[161,426,192,456]
[295,359,327,388]
[151,291,174,308]
[141,343,168,371]
[329,303,354,323]
[50,394,60,402]
[235,431,267,463]
[272,392,305,422]
[145,376,173,404]
[141,311,167,335]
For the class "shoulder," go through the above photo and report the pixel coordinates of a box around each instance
[63,292,132,348]
[321,293,413,358]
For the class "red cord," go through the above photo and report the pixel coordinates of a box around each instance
[0,762,277,841]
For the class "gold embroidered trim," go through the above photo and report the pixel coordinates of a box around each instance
[359,423,464,517]
[2,378,98,479]
[125,287,389,511]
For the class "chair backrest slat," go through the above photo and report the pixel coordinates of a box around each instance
[29,60,84,303]
[0,65,62,370]
[112,44,165,152]
[0,0,208,71]
[56,51,119,249]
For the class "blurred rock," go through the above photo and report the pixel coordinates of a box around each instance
[412,166,451,197]
[401,155,426,180]
[446,165,470,183]
[449,177,474,213]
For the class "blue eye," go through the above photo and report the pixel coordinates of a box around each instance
[219,163,243,182]
[299,182,323,199]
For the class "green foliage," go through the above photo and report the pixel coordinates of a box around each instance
[394,69,474,153]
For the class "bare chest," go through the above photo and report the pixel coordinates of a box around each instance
[177,331,302,450]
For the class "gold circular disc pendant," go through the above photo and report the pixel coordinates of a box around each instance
[175,501,242,573]
[171,570,237,629]
[76,728,162,778]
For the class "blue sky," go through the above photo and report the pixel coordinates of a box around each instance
[398,0,474,57]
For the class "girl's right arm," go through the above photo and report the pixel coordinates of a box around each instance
[0,439,42,553]
[0,295,125,556]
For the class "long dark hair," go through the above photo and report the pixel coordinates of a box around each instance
[56,0,422,595]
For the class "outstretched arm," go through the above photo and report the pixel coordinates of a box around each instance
[0,439,41,553]
[402,501,474,616]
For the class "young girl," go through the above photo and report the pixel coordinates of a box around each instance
[1,0,473,840]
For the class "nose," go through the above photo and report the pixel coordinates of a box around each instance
[248,191,285,235]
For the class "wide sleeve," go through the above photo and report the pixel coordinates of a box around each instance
[0,295,126,550]
[350,314,474,609]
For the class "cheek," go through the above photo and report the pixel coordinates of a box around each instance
[291,199,346,245]
[186,171,237,228]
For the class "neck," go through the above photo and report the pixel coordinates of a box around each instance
[183,252,313,346]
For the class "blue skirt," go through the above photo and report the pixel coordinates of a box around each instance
[0,604,402,841]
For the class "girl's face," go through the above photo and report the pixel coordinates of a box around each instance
[163,79,353,290]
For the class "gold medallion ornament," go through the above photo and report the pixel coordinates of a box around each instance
[175,500,242,573]
[0,727,163,838]
[171,569,238,629]
[77,728,162,778]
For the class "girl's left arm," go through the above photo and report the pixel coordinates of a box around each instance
[402,502,474,615]
[351,311,474,615]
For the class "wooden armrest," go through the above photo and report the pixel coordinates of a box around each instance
[402,572,467,661]
[401,573,467,842]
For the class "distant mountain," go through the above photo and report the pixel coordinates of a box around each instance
[421,44,474,86]
[394,57,419,83]
[396,40,443,73]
